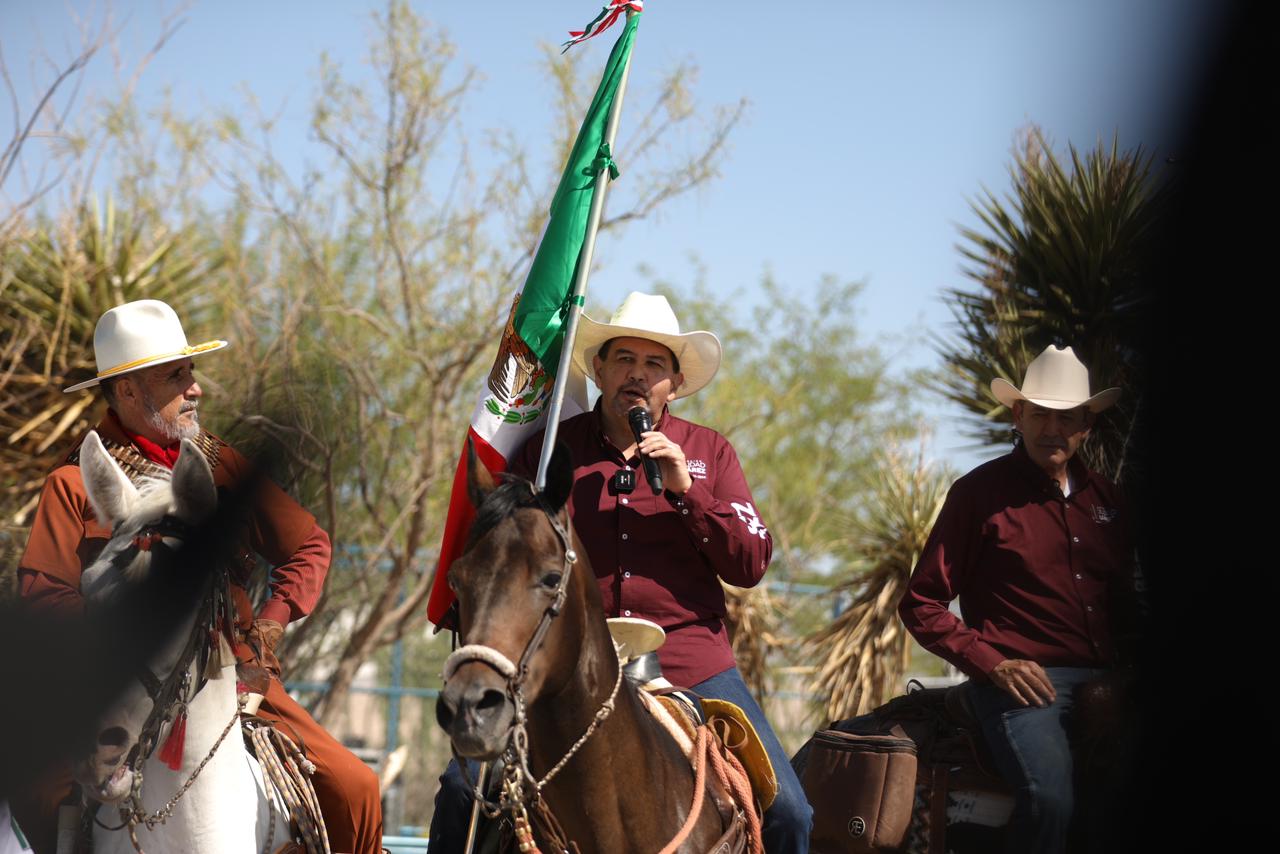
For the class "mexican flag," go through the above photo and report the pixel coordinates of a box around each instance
[426,10,640,626]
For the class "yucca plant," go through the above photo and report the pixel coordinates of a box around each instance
[933,127,1164,487]
[0,197,221,524]
[723,582,782,699]
[806,445,951,721]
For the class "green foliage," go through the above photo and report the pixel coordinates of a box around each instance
[0,197,221,524]
[933,128,1164,484]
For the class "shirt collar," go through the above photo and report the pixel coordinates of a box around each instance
[1011,441,1093,497]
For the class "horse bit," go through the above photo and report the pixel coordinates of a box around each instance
[441,486,625,846]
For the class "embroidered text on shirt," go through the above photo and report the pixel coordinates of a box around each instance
[731,501,768,539]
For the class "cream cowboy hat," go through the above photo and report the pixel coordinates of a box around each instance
[572,292,721,398]
[991,345,1121,413]
[64,300,228,393]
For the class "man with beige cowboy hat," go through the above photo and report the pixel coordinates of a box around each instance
[429,292,813,854]
[15,299,383,854]
[900,344,1138,854]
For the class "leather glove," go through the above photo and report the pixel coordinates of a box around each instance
[247,618,285,679]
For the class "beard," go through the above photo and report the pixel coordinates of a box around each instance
[142,394,200,443]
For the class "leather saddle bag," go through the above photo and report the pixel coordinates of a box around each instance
[800,729,917,853]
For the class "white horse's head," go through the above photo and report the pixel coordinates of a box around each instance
[72,430,218,802]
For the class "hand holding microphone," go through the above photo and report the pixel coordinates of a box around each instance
[628,407,664,494]
[628,406,693,495]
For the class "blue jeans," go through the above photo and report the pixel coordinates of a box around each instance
[966,666,1103,854]
[428,666,812,854]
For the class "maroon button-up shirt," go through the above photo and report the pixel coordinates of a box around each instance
[513,402,772,687]
[898,444,1134,679]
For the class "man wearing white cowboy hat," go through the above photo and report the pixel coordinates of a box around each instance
[15,299,383,854]
[428,292,813,854]
[899,344,1137,854]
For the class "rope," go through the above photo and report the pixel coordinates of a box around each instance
[705,733,763,854]
[534,660,623,791]
[657,727,710,854]
[247,722,332,854]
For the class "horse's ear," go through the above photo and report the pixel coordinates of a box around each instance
[80,430,139,526]
[170,438,217,523]
[540,442,573,513]
[466,436,497,508]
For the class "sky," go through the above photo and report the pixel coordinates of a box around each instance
[1,0,1222,473]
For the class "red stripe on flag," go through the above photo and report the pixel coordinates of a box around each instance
[426,428,509,625]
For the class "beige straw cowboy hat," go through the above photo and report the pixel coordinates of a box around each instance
[572,292,722,398]
[991,345,1121,413]
[64,300,229,393]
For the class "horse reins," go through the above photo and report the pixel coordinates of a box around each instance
[442,487,624,851]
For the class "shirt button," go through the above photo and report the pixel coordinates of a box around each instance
[702,537,709,543]
[1075,573,1083,580]
[624,609,632,617]
[621,533,629,540]
[621,497,629,505]
[1072,536,1080,543]
[1086,605,1094,612]
[624,571,631,578]
[682,509,689,515]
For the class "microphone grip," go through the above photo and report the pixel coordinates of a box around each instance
[627,407,664,494]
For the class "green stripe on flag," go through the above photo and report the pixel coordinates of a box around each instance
[512,12,639,373]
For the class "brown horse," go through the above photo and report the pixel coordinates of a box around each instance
[435,444,742,854]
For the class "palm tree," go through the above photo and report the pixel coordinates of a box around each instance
[806,444,951,721]
[933,127,1165,486]
[0,197,219,525]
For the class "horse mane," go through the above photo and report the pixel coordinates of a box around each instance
[465,475,544,552]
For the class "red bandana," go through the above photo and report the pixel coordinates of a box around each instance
[109,410,181,469]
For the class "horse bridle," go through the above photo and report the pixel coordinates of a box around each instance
[92,516,236,850]
[441,486,624,820]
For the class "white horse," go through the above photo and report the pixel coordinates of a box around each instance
[72,431,291,854]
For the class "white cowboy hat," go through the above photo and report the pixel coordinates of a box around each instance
[991,345,1121,413]
[572,292,721,398]
[64,299,228,393]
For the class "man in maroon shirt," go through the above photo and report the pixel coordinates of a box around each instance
[899,345,1133,854]
[429,293,812,854]
[14,300,382,854]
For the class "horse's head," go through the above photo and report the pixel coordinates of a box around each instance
[436,441,598,760]
[71,430,217,802]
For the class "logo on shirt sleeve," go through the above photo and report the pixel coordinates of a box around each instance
[686,458,708,479]
[731,501,769,539]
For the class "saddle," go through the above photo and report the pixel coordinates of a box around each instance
[791,684,1002,854]
[794,676,1130,854]
[613,621,778,814]
[610,619,768,854]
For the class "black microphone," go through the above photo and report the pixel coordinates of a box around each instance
[627,406,664,494]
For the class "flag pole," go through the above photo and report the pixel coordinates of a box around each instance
[534,8,638,490]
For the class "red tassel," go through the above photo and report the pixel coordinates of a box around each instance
[158,709,187,771]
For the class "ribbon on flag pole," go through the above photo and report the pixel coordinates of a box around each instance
[564,0,644,51]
